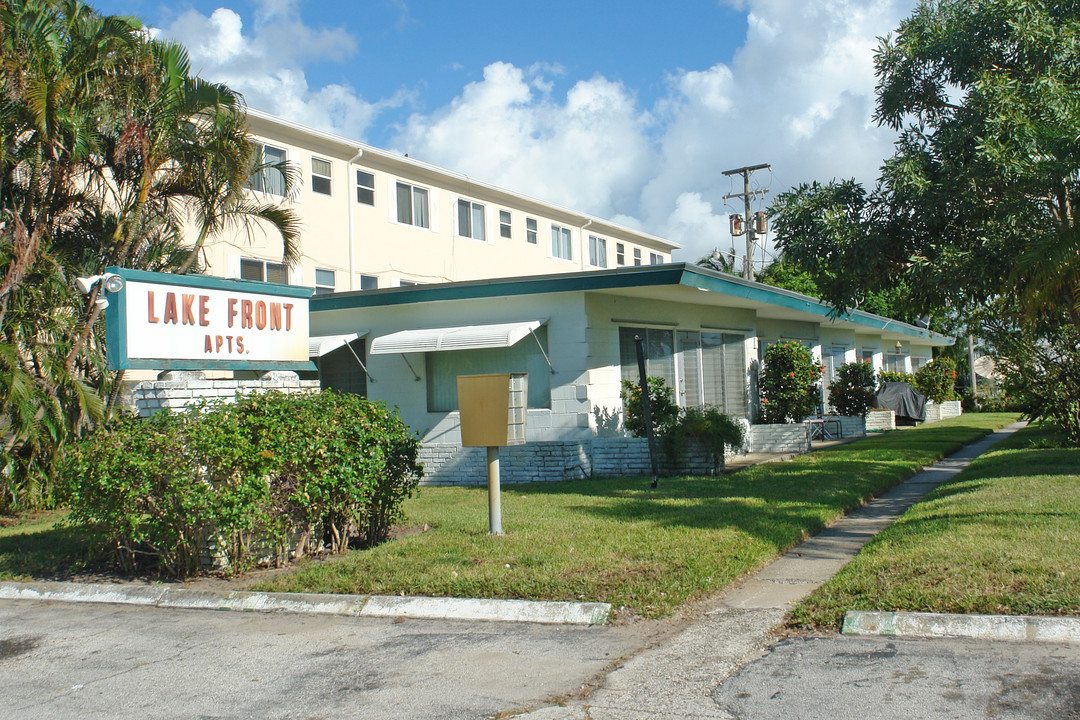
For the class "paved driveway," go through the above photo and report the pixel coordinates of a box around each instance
[0,599,648,719]
[713,633,1080,720]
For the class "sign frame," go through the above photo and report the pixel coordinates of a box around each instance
[103,267,316,372]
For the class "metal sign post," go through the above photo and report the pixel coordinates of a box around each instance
[634,335,660,489]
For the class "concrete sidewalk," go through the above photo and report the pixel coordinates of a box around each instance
[513,421,1029,719]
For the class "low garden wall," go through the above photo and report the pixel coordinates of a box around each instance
[132,370,319,416]
[748,423,811,454]
[924,400,963,423]
[866,409,896,432]
[419,437,723,485]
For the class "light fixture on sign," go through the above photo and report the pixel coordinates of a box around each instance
[76,273,125,295]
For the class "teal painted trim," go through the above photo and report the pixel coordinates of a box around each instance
[120,358,316,372]
[312,266,686,311]
[104,279,127,370]
[106,266,313,299]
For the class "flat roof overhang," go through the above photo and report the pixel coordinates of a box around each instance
[311,264,953,346]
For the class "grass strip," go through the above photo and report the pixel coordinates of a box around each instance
[0,510,94,581]
[254,413,1019,618]
[789,422,1080,630]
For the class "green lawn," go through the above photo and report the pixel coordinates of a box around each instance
[0,510,94,581]
[253,413,1019,618]
[789,422,1080,629]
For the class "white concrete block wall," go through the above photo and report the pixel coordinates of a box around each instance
[748,424,811,453]
[866,409,895,432]
[836,415,867,439]
[132,370,319,417]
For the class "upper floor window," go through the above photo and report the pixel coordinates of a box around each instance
[240,257,288,284]
[526,217,538,244]
[650,252,664,265]
[588,235,607,268]
[499,210,512,239]
[314,268,336,295]
[246,143,287,196]
[551,224,572,260]
[356,170,375,205]
[359,274,378,290]
[396,182,429,228]
[457,199,486,241]
[311,157,332,195]
[633,248,642,266]
[616,243,626,266]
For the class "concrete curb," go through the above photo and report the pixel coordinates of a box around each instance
[0,580,611,626]
[842,610,1080,644]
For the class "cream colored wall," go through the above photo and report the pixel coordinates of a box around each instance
[199,114,675,293]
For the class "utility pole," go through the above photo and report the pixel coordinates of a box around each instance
[723,163,770,280]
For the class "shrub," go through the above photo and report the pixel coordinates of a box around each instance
[913,357,958,403]
[621,377,680,438]
[759,341,823,423]
[878,370,915,385]
[662,406,746,467]
[828,360,876,416]
[64,391,423,576]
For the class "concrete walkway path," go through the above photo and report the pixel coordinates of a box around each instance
[513,421,1027,719]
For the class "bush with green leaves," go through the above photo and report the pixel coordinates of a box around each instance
[63,391,423,576]
[878,370,915,385]
[913,357,958,403]
[662,406,746,467]
[828,360,877,416]
[621,377,680,438]
[759,341,823,423]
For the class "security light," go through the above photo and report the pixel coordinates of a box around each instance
[76,273,125,295]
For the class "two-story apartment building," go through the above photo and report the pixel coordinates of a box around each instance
[203,109,678,294]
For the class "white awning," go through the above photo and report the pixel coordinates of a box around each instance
[370,320,543,355]
[308,332,365,357]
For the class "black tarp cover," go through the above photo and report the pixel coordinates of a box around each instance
[874,382,927,422]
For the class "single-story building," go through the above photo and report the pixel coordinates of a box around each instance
[308,263,952,484]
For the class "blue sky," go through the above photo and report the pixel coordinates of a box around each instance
[92,0,917,264]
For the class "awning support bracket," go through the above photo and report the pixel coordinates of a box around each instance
[345,342,375,383]
[530,328,555,375]
[400,354,421,382]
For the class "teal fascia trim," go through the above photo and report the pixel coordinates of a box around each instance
[676,268,951,343]
[312,266,686,311]
[103,266,315,371]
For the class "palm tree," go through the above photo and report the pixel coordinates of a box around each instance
[0,0,302,510]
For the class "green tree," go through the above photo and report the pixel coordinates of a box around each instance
[759,341,822,424]
[0,0,301,509]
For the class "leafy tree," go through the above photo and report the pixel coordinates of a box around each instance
[772,0,1080,329]
[0,0,301,509]
[913,357,959,403]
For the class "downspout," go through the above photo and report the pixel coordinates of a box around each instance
[580,218,592,271]
[346,148,364,290]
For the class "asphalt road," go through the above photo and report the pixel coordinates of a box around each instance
[713,633,1080,720]
[0,599,649,720]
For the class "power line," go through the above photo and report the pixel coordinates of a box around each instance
[723,163,771,280]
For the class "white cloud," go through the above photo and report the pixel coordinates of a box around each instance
[391,0,915,265]
[157,4,401,140]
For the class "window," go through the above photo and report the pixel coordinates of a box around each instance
[633,248,642,266]
[619,327,746,417]
[650,252,664,265]
[356,170,375,205]
[526,217,538,244]
[396,182,429,228]
[616,243,626,266]
[885,353,906,373]
[313,268,335,295]
[398,279,420,287]
[246,144,287,196]
[427,326,551,411]
[911,356,930,371]
[311,157,332,195]
[860,349,875,364]
[359,274,378,290]
[317,340,367,397]
[457,198,486,241]
[588,235,607,268]
[551,224,572,260]
[499,210,512,239]
[240,258,288,284]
